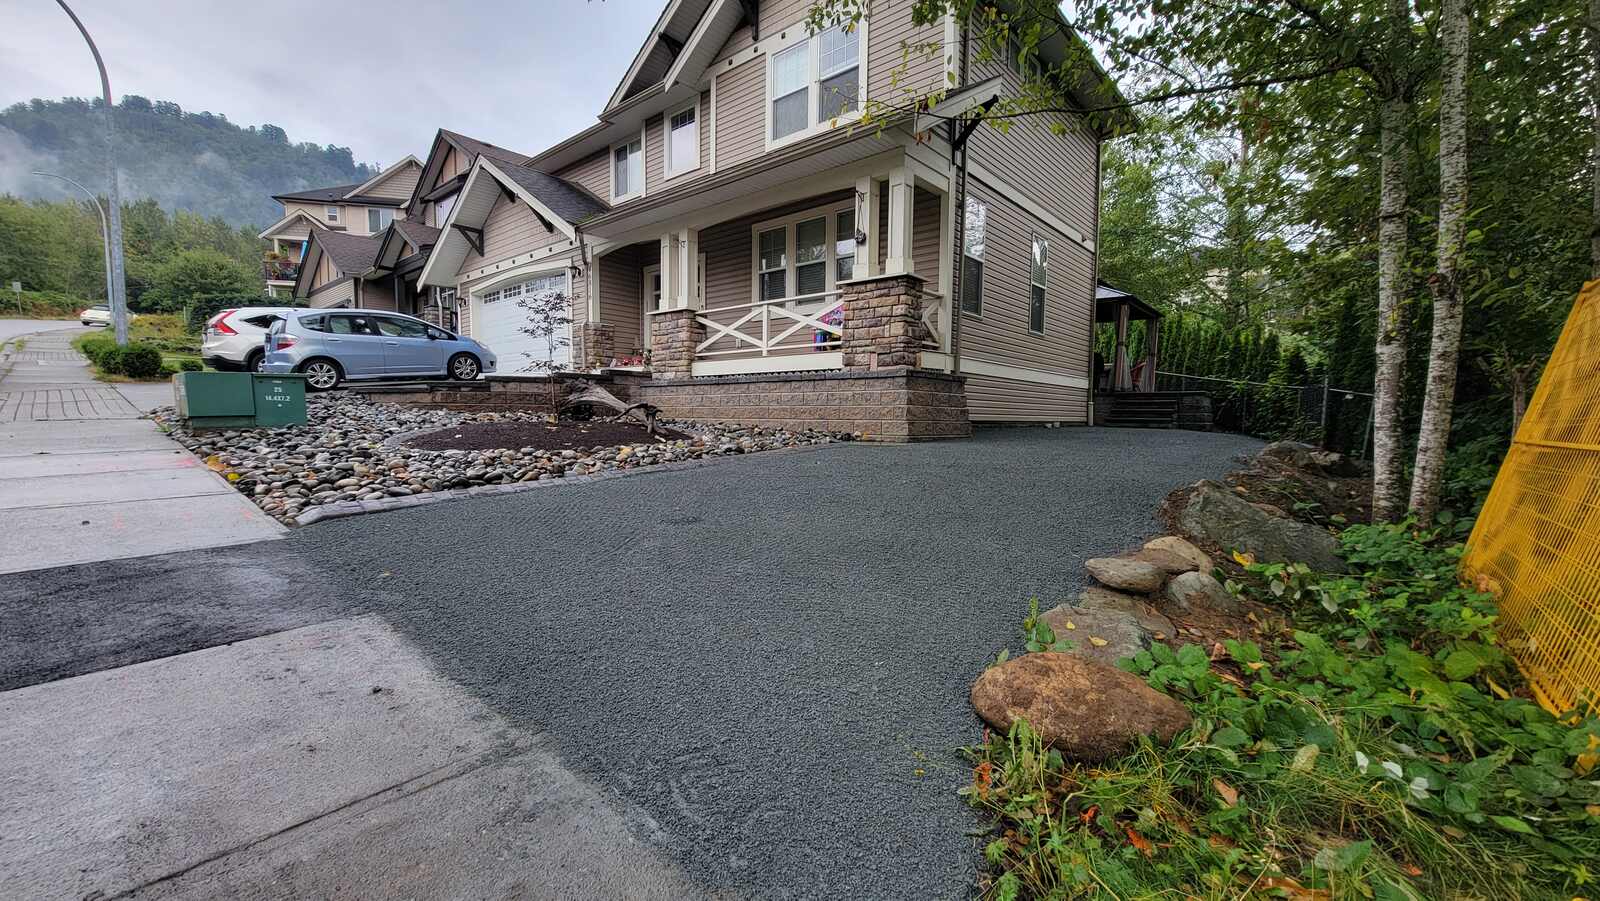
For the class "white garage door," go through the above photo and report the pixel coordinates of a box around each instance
[474,272,571,369]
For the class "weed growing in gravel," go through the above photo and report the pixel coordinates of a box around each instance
[963,522,1600,900]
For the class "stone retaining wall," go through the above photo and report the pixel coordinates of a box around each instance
[639,367,970,441]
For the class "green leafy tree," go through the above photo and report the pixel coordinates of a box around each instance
[139,248,258,313]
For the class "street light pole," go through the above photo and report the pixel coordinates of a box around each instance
[54,0,129,345]
[32,171,114,314]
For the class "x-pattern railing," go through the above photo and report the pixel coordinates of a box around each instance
[695,291,844,358]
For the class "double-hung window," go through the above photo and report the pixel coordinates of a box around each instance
[770,24,862,144]
[612,135,644,201]
[1029,233,1049,333]
[961,197,987,316]
[817,24,859,120]
[367,208,394,232]
[834,208,856,282]
[326,205,339,222]
[665,105,699,178]
[757,227,788,302]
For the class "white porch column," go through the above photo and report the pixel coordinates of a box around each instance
[885,165,914,276]
[659,233,679,310]
[676,227,701,310]
[854,175,881,280]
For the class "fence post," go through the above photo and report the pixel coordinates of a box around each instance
[1319,375,1331,447]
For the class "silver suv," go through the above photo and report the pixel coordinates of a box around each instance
[201,307,299,372]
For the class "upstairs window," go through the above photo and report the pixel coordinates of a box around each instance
[769,25,864,145]
[817,25,859,120]
[612,136,644,200]
[1029,233,1049,333]
[325,205,339,222]
[665,105,699,178]
[367,208,394,232]
[961,197,987,316]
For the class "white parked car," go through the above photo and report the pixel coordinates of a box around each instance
[201,307,300,372]
[79,304,111,327]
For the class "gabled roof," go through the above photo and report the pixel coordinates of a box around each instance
[393,219,441,248]
[439,129,532,166]
[342,155,423,199]
[372,219,442,273]
[403,128,536,214]
[416,157,604,288]
[271,182,363,204]
[607,0,744,110]
[257,208,327,240]
[315,229,383,277]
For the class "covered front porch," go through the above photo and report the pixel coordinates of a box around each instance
[578,139,955,381]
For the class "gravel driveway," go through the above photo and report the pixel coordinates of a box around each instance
[298,426,1263,898]
[2,425,1261,898]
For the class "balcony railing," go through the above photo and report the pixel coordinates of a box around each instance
[263,258,299,282]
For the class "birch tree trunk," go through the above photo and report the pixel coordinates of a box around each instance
[1372,93,1412,522]
[1408,0,1471,523]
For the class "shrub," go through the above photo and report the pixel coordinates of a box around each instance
[73,333,166,379]
[113,343,164,379]
[178,359,203,372]
[74,332,119,368]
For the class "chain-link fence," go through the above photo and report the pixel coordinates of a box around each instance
[1155,370,1375,454]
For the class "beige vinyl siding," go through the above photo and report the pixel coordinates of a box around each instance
[867,6,947,105]
[460,192,570,273]
[285,201,339,225]
[362,278,400,313]
[272,218,312,240]
[712,54,764,170]
[643,114,665,194]
[596,245,652,358]
[308,277,353,309]
[963,373,1086,422]
[556,149,610,202]
[967,50,1099,241]
[959,182,1093,418]
[440,146,468,180]
[361,162,422,201]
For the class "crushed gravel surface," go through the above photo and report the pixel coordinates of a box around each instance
[2,426,1262,897]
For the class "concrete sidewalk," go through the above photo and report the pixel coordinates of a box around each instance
[0,329,283,575]
[0,615,699,899]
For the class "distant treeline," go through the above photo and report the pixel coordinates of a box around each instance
[1,96,376,227]
[0,194,262,312]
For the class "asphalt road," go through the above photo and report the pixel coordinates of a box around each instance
[1,426,1262,899]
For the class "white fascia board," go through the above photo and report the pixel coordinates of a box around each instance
[416,160,494,288]
[664,0,738,91]
[257,209,323,240]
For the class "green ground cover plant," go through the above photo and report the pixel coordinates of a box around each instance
[965,522,1600,900]
[74,332,166,380]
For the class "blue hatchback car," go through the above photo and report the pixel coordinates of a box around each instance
[262,309,497,390]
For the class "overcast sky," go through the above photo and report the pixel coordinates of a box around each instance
[1,0,663,166]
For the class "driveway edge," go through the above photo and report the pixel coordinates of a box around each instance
[294,440,851,526]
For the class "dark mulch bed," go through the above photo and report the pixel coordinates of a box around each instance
[406,419,690,453]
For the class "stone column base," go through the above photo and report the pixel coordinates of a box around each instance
[576,322,616,370]
[840,273,930,371]
[649,309,703,380]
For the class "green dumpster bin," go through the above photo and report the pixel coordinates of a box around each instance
[252,373,307,427]
[173,371,257,429]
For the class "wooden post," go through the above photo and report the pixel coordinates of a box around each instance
[855,175,880,280]
[885,166,913,276]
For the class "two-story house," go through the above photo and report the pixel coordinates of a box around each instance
[321,0,1126,439]
[258,156,424,297]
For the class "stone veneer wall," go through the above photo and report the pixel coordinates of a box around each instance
[575,323,616,371]
[639,367,970,441]
[649,309,702,380]
[840,272,929,370]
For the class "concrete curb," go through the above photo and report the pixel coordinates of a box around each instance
[294,440,852,527]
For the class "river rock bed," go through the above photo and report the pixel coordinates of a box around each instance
[154,392,850,525]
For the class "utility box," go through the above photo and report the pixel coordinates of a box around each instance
[173,371,257,429]
[251,373,307,427]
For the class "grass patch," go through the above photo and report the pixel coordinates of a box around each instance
[965,522,1600,900]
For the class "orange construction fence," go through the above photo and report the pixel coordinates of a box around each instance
[1463,281,1600,717]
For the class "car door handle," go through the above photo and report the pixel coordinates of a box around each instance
[384,341,399,346]
[327,337,342,342]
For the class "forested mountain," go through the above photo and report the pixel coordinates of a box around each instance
[0,96,376,228]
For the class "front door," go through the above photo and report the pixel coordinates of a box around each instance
[325,313,387,377]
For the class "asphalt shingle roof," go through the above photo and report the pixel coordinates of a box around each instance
[440,129,532,166]
[315,230,383,276]
[496,164,609,224]
[392,219,441,249]
[271,182,362,203]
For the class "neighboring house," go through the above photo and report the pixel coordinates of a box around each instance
[390,1,1128,438]
[293,219,442,317]
[259,156,424,297]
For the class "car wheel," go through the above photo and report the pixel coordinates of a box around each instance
[299,358,343,391]
[448,353,481,381]
[245,350,264,373]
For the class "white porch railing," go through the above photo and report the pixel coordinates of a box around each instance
[694,291,844,358]
[921,291,946,349]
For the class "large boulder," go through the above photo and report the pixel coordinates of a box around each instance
[1142,536,1212,572]
[1165,570,1241,615]
[1128,546,1198,575]
[970,653,1193,760]
[1085,556,1166,593]
[1177,480,1346,573]
[1041,588,1174,666]
[1258,440,1321,473]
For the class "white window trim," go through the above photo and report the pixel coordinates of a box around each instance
[609,126,647,203]
[367,207,394,233]
[663,101,701,181]
[326,205,339,222]
[763,20,868,153]
[748,200,857,306]
[1029,231,1049,335]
